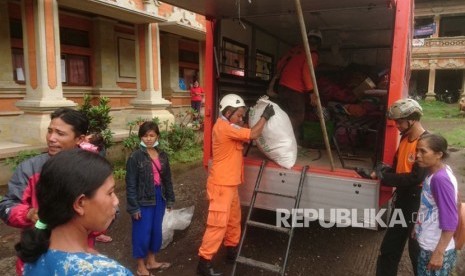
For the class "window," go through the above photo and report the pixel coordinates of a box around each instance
[61,54,90,86]
[179,68,198,90]
[12,48,25,83]
[60,27,90,47]
[10,19,25,84]
[413,17,435,39]
[178,40,199,90]
[221,38,247,77]
[9,20,22,39]
[179,49,199,64]
[60,26,92,86]
[255,51,273,81]
[439,16,465,37]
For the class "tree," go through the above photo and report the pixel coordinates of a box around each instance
[78,94,114,149]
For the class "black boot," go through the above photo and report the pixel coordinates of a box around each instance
[197,257,223,276]
[226,246,238,263]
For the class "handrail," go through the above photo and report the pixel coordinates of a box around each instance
[413,36,465,48]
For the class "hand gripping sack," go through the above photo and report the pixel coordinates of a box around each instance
[248,96,297,169]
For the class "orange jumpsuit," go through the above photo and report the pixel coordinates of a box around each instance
[278,45,318,93]
[198,116,251,260]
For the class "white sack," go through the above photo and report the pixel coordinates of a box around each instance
[248,96,297,169]
[161,205,195,249]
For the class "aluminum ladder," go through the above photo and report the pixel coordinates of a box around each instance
[231,160,309,276]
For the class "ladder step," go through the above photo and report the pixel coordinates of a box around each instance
[256,190,295,199]
[236,256,281,274]
[247,220,290,234]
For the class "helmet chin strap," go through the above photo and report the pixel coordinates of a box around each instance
[226,108,238,121]
[399,120,414,136]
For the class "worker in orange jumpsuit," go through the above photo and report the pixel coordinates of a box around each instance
[277,29,322,144]
[197,94,275,276]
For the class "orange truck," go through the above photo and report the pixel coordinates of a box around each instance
[166,0,414,228]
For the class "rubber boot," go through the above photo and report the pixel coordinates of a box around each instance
[197,257,223,276]
[226,246,237,263]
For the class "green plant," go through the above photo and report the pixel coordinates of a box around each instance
[122,117,146,153]
[113,168,127,181]
[78,94,114,149]
[5,150,41,171]
[122,112,203,163]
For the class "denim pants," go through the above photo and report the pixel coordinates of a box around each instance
[132,185,166,258]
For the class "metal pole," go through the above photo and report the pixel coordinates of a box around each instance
[293,0,335,171]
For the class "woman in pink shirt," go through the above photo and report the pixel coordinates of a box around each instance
[190,81,204,120]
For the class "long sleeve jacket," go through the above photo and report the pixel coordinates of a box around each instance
[125,146,175,215]
[0,153,50,228]
[380,133,429,196]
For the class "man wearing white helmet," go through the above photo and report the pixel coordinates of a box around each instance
[276,29,322,144]
[372,98,429,276]
[197,94,275,276]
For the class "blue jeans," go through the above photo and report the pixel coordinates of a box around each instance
[131,185,166,258]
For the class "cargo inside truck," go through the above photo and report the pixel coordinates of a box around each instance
[164,0,413,228]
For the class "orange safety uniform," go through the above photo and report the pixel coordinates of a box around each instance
[198,116,251,260]
[395,138,418,174]
[278,45,319,93]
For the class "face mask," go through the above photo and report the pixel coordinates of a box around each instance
[140,140,159,148]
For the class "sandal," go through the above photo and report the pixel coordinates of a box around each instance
[147,262,171,270]
[136,271,153,276]
[95,234,113,243]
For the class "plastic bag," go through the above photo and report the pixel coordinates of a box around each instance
[249,96,297,169]
[161,205,195,249]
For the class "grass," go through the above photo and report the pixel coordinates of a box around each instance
[420,100,461,119]
[420,100,465,147]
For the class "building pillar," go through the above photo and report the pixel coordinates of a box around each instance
[0,0,17,87]
[13,0,75,145]
[425,68,436,101]
[93,17,118,92]
[128,23,174,125]
[199,41,206,116]
[432,15,440,38]
[462,70,465,98]
[199,41,205,88]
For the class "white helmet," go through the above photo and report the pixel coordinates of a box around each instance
[387,98,423,120]
[307,29,323,41]
[219,94,246,112]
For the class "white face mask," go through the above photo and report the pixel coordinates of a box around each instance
[140,140,159,148]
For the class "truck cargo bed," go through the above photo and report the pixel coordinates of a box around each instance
[240,146,382,229]
[245,144,374,171]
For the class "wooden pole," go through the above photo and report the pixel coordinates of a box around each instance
[293,0,335,171]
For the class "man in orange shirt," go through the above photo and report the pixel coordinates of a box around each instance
[277,29,322,144]
[371,99,428,276]
[197,94,275,276]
